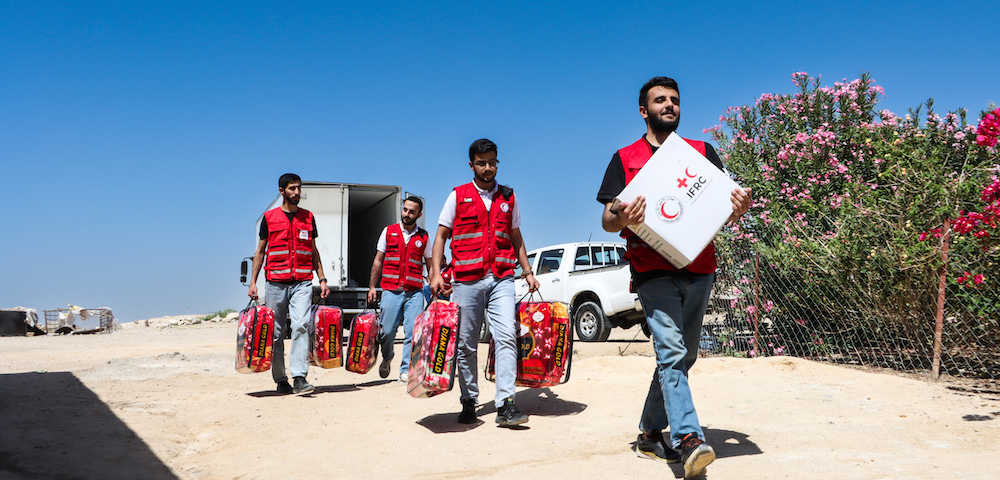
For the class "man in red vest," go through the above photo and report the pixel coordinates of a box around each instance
[367,196,432,383]
[597,77,751,478]
[249,173,331,395]
[429,138,540,427]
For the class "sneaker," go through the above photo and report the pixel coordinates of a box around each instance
[398,371,408,384]
[679,433,716,478]
[292,376,315,395]
[495,398,528,427]
[276,380,293,395]
[635,432,681,464]
[379,356,391,379]
[457,398,477,424]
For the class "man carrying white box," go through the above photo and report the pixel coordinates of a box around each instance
[596,77,752,478]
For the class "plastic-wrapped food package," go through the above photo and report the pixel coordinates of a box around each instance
[407,300,461,398]
[486,301,573,387]
[236,301,275,374]
[345,310,379,374]
[309,306,344,369]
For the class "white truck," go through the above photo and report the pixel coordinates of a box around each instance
[513,241,645,342]
[241,182,423,315]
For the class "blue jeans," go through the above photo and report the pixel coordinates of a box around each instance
[265,280,313,383]
[379,289,425,375]
[636,273,715,448]
[452,275,517,408]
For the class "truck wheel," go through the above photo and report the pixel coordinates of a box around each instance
[478,318,492,343]
[574,301,611,342]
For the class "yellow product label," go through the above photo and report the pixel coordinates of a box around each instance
[256,324,270,358]
[328,330,339,359]
[431,326,452,375]
[554,322,567,368]
[352,332,365,364]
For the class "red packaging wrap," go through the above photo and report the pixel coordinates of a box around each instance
[345,310,379,374]
[486,301,573,387]
[236,301,275,374]
[309,306,344,369]
[407,300,461,398]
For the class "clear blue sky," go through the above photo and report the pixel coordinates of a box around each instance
[2,1,997,322]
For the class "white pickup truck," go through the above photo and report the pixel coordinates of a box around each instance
[512,242,645,342]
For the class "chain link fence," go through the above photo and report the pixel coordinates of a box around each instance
[702,222,999,393]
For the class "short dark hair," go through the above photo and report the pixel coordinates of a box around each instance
[403,195,423,213]
[468,138,497,161]
[279,173,301,190]
[639,77,680,109]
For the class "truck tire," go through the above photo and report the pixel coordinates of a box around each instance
[478,317,492,343]
[574,301,611,342]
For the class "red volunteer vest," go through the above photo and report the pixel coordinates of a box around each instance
[618,137,718,274]
[380,223,428,291]
[450,182,517,282]
[264,208,316,282]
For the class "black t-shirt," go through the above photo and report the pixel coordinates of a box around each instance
[596,136,726,288]
[259,210,319,240]
[597,137,725,204]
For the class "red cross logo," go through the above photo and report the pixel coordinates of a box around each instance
[677,177,688,188]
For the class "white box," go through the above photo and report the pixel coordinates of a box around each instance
[613,134,742,269]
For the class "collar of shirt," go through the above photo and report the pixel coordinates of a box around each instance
[471,181,498,197]
[470,181,498,211]
[398,222,419,242]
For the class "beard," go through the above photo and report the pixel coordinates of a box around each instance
[649,112,680,134]
[401,216,416,226]
[475,171,495,185]
[284,194,300,205]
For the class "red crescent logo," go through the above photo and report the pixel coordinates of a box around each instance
[660,202,680,219]
[685,167,697,178]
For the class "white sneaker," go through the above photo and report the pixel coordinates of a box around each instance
[398,372,408,384]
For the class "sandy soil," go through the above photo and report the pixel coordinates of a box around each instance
[1,319,998,480]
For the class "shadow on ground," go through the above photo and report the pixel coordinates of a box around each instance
[512,387,587,417]
[246,383,362,397]
[415,387,586,433]
[0,372,177,479]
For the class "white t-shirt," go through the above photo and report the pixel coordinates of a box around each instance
[437,182,521,229]
[376,224,434,259]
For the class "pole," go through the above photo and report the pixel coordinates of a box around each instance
[932,218,950,379]
[754,250,762,356]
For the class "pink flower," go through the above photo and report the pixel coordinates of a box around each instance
[977,108,1000,146]
[974,274,985,285]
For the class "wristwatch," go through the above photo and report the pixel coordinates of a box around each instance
[319,278,327,283]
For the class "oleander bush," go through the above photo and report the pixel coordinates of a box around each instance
[706,72,1000,376]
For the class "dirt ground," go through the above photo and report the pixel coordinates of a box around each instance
[1,319,998,480]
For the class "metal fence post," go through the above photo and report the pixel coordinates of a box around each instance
[932,218,950,379]
[753,250,762,356]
